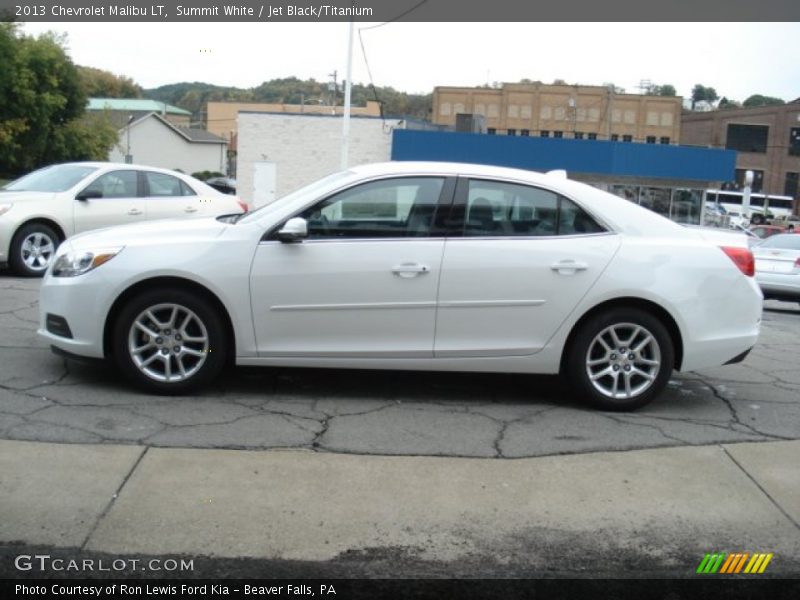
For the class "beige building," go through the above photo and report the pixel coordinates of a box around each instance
[433,83,682,144]
[681,100,800,201]
[206,100,383,139]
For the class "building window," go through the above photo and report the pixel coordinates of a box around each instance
[520,106,532,119]
[439,102,451,116]
[785,172,798,198]
[588,133,597,140]
[735,168,764,193]
[507,129,516,136]
[540,106,553,120]
[487,128,496,135]
[540,130,550,138]
[508,105,519,118]
[574,132,584,139]
[487,104,500,118]
[521,129,530,137]
[660,137,670,144]
[646,136,656,144]
[622,134,633,142]
[611,134,619,141]
[624,110,636,124]
[554,131,564,138]
[646,112,659,126]
[726,124,769,153]
[555,107,566,120]
[790,128,800,156]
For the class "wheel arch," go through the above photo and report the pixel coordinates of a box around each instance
[559,297,684,374]
[103,276,236,363]
[11,218,66,246]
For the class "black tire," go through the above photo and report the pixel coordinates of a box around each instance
[112,288,228,394]
[565,307,674,411]
[9,222,61,277]
[750,214,765,225]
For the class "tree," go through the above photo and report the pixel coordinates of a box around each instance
[742,94,784,108]
[644,83,677,96]
[77,65,142,98]
[691,84,719,110]
[717,97,741,110]
[0,25,118,176]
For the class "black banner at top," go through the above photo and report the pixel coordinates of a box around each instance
[2,0,800,22]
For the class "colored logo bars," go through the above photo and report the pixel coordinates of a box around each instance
[696,552,773,574]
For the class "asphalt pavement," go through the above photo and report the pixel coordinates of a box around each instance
[0,273,798,579]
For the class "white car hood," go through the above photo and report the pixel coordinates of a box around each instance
[0,191,57,203]
[67,217,229,250]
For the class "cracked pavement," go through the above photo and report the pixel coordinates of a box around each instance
[2,272,800,582]
[1,272,798,458]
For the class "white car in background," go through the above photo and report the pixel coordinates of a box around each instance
[752,233,800,305]
[38,162,762,411]
[1,162,246,276]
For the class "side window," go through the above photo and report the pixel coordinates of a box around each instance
[298,177,445,239]
[82,170,138,198]
[179,180,197,196]
[145,172,185,197]
[464,180,605,237]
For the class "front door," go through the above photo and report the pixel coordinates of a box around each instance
[250,176,451,358]
[73,169,146,234]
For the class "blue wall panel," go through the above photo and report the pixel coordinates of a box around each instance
[391,129,735,182]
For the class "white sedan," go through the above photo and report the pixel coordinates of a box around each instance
[38,162,762,410]
[1,162,247,276]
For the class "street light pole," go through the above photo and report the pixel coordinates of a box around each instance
[341,20,354,170]
[125,115,135,164]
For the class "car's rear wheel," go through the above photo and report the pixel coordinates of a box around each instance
[566,308,674,411]
[113,288,227,394]
[10,223,60,277]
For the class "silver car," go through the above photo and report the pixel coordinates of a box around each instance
[753,233,800,305]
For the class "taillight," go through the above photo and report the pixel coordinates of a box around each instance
[721,246,755,277]
[236,199,249,213]
[794,257,800,269]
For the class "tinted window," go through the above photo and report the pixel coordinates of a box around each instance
[727,124,768,153]
[82,170,138,198]
[464,180,605,237]
[298,177,445,239]
[145,172,185,197]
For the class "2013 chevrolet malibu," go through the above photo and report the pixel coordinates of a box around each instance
[38,162,762,410]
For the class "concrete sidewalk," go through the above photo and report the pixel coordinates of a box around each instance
[1,439,799,577]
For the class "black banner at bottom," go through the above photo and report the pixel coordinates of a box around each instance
[3,579,800,600]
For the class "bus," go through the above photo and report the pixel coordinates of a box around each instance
[704,189,795,226]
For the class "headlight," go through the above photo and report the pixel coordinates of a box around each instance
[0,203,13,217]
[52,247,124,277]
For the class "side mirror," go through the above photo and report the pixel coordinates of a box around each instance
[277,217,308,243]
[76,190,102,201]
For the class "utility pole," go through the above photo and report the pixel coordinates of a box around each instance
[341,21,353,169]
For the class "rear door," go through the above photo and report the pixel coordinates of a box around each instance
[142,171,206,221]
[434,177,621,357]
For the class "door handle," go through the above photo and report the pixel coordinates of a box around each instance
[184,206,198,213]
[391,263,430,278]
[128,208,143,216]
[550,259,588,274]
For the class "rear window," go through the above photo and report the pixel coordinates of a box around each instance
[758,234,800,250]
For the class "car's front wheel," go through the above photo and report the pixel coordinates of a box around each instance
[566,308,674,411]
[113,288,228,394]
[10,223,60,277]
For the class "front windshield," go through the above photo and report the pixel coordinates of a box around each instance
[3,164,99,193]
[237,170,354,224]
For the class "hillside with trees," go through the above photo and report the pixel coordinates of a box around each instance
[143,78,432,123]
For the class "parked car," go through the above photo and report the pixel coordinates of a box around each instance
[752,233,800,305]
[1,162,247,276]
[38,162,762,410]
